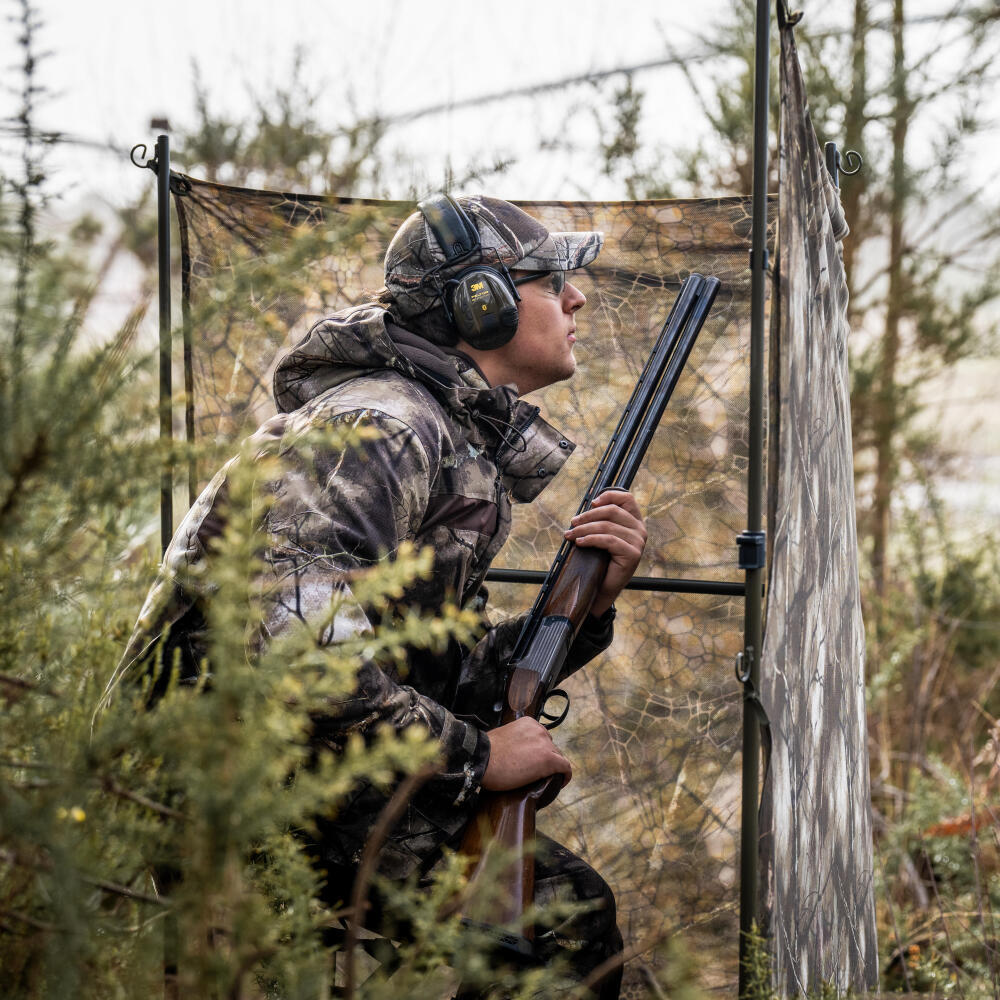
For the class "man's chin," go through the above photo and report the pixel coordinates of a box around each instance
[523,359,577,395]
[549,365,576,387]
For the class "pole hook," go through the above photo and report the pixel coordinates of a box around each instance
[825,143,865,188]
[130,142,158,173]
[840,149,864,176]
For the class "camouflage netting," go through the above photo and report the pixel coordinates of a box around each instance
[173,184,761,991]
[162,27,874,995]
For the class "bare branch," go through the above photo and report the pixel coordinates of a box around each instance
[82,877,169,907]
[102,779,186,822]
[343,765,434,1000]
[0,670,59,698]
[0,908,59,933]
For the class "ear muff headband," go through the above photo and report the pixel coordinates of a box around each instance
[418,194,481,262]
[417,194,520,350]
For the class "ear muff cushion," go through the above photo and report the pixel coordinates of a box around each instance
[449,269,519,350]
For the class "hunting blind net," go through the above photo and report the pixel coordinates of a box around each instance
[160,26,876,996]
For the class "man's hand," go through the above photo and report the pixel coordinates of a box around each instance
[482,717,572,791]
[563,488,647,617]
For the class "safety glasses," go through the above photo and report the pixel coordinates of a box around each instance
[511,270,567,295]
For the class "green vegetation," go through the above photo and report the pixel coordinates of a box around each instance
[0,6,604,998]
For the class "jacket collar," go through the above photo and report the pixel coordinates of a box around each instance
[428,340,577,502]
[498,403,576,502]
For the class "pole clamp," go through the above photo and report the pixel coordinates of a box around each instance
[735,647,771,730]
[737,530,766,570]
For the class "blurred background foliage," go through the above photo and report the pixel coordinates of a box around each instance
[2,0,1000,995]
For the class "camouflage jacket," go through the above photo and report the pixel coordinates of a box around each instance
[105,304,613,879]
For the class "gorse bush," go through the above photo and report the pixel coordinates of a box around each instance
[0,15,595,998]
[0,180,558,1000]
[0,399,528,999]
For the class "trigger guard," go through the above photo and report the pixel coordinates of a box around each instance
[540,688,570,730]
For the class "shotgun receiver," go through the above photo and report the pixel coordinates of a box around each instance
[457,273,721,957]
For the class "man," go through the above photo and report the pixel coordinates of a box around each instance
[108,195,645,997]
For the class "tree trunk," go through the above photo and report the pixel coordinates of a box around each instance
[871,0,909,602]
[841,0,868,322]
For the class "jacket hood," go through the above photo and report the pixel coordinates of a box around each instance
[272,303,576,503]
[274,303,508,421]
[275,304,421,412]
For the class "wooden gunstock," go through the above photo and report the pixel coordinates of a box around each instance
[457,777,554,954]
[542,545,610,627]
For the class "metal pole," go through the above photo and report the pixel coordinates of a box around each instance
[485,569,745,597]
[156,133,173,555]
[739,0,771,994]
[825,140,842,188]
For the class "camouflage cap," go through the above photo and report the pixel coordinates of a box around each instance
[384,195,604,319]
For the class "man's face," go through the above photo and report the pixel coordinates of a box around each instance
[497,270,587,395]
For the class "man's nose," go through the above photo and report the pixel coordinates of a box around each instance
[565,281,586,311]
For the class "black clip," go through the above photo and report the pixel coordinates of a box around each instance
[737,530,766,570]
[736,647,771,737]
[735,650,751,684]
[736,647,770,723]
[748,247,770,272]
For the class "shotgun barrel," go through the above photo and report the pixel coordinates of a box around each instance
[457,273,721,957]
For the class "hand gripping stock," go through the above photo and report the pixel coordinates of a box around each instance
[456,273,721,960]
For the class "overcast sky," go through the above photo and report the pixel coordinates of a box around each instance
[2,0,741,208]
[2,0,995,209]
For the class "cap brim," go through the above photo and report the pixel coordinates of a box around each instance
[516,231,604,272]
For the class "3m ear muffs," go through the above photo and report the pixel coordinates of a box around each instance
[417,194,520,350]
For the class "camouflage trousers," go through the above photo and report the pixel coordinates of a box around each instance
[322,833,622,999]
[531,835,624,999]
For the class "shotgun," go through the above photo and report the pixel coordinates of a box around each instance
[457,273,721,957]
